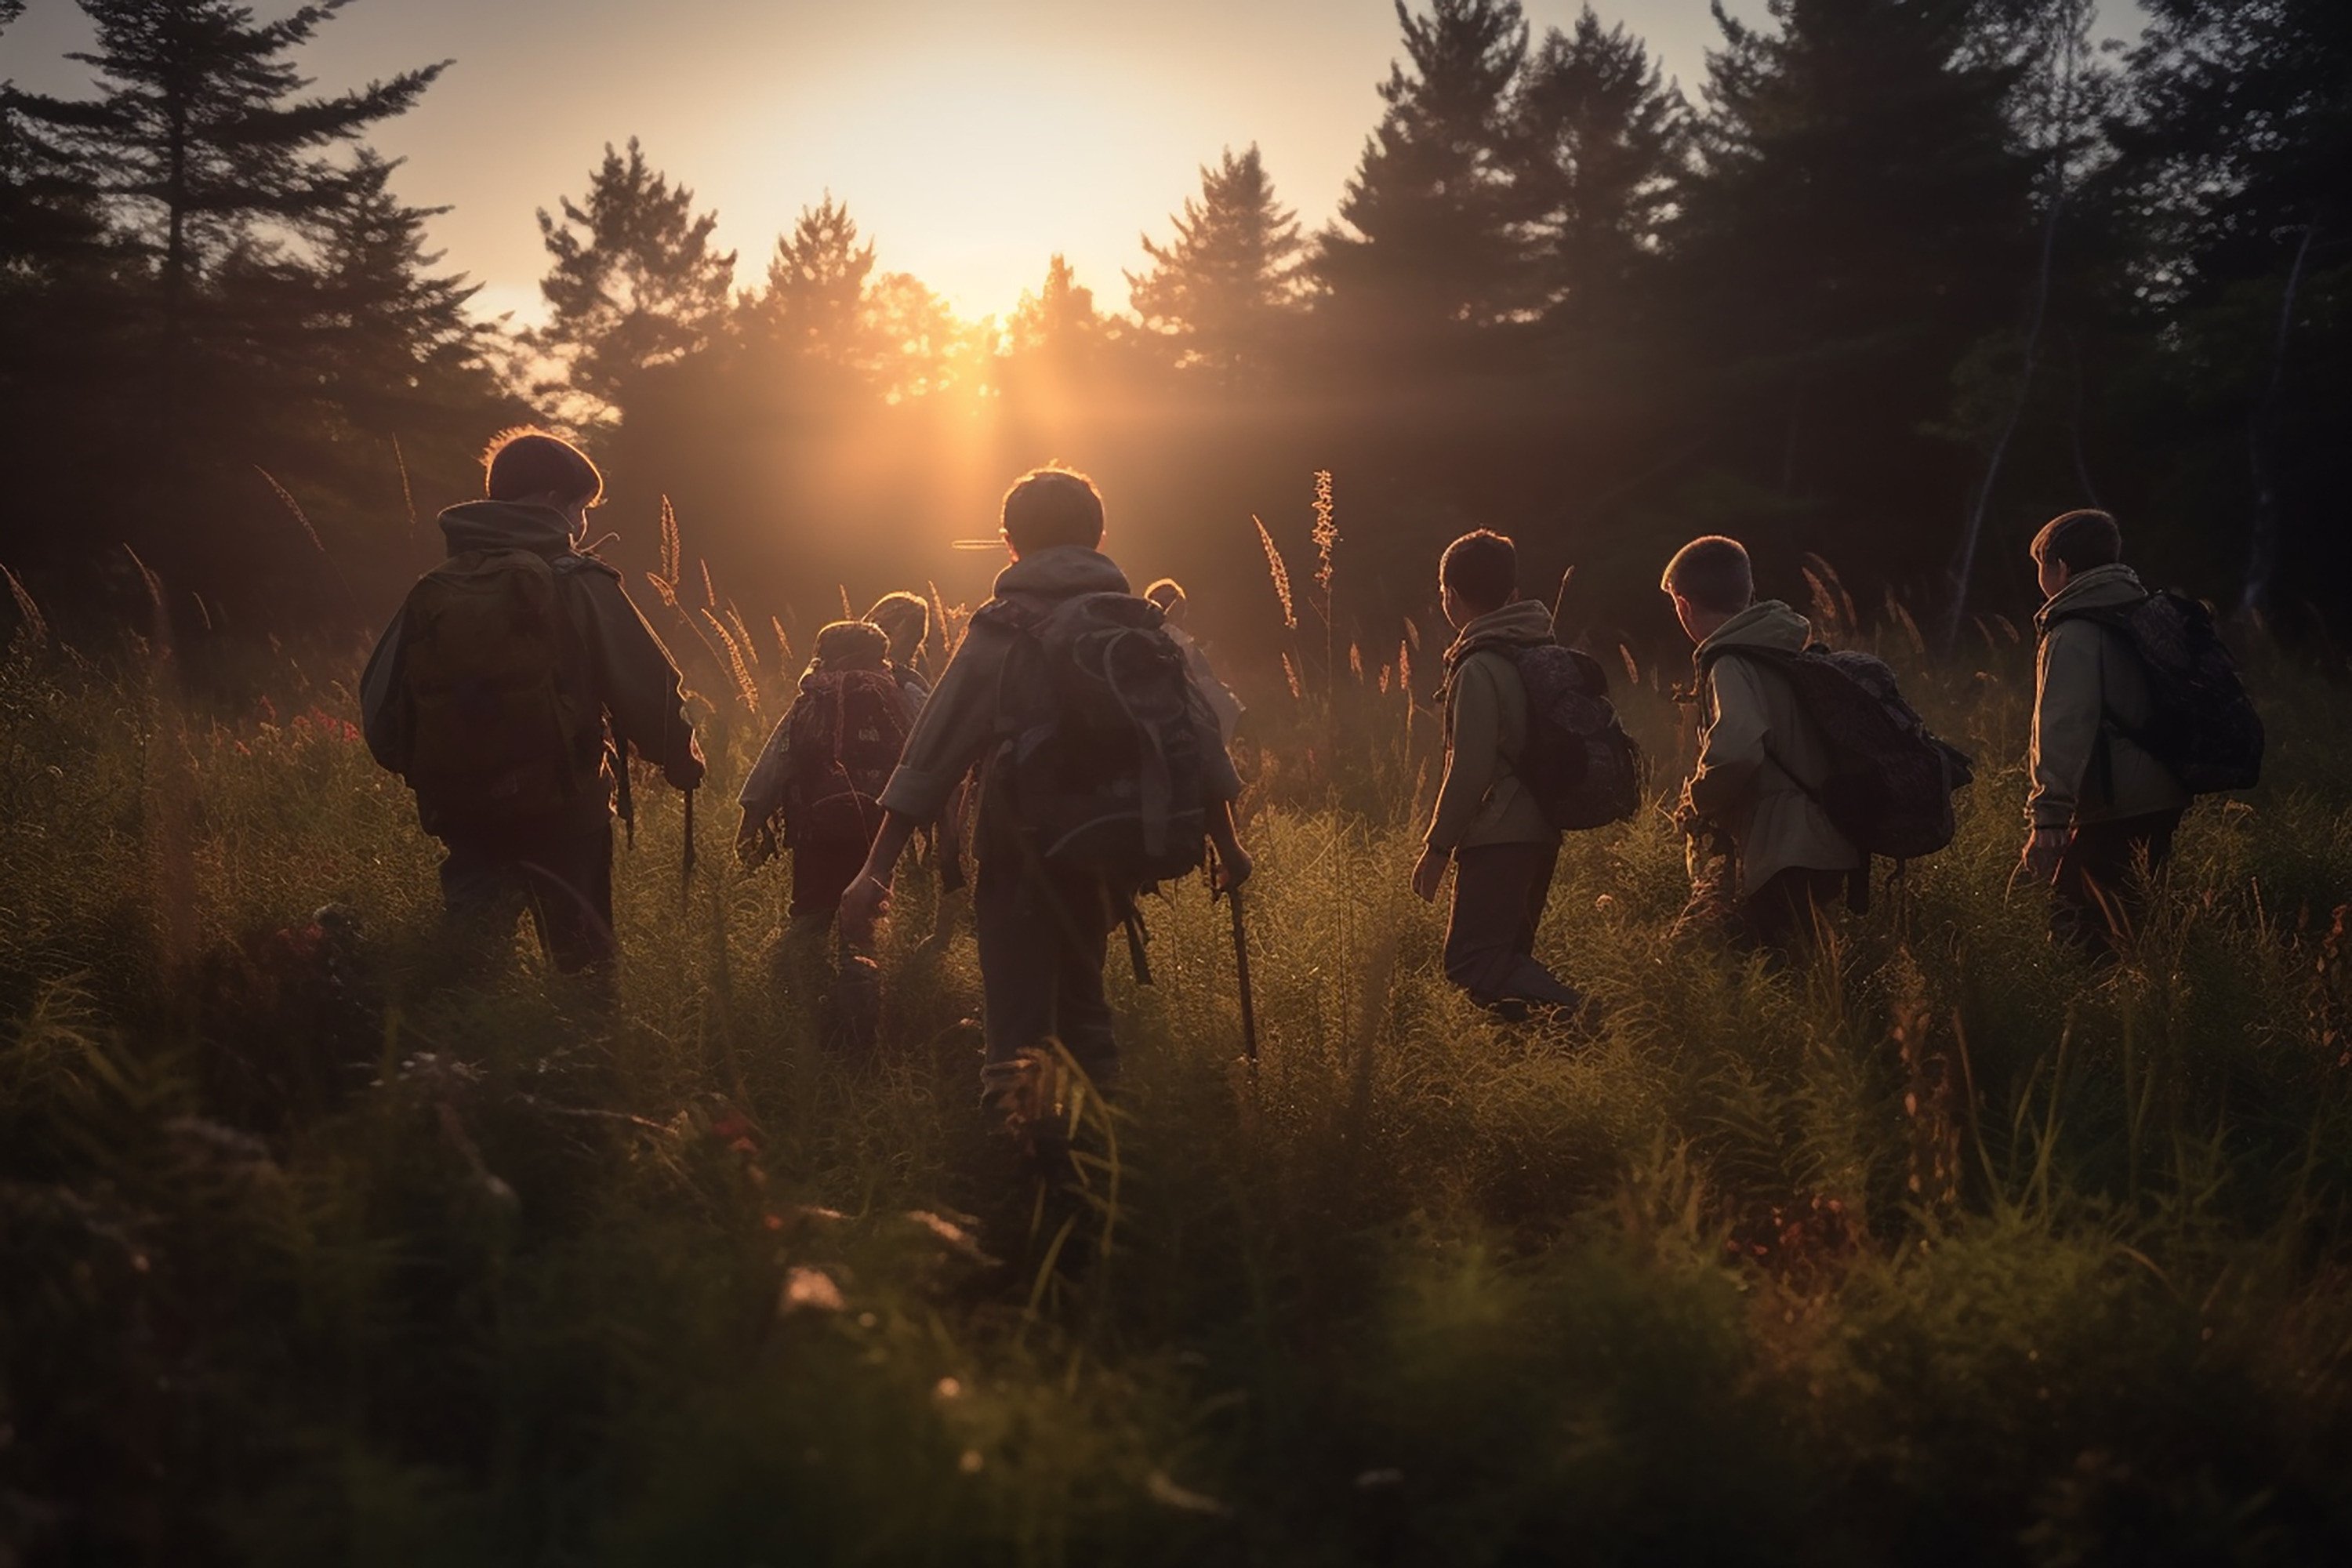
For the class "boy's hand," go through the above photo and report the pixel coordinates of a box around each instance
[1411,846,1449,903]
[2017,826,2068,884]
[1212,842,1253,893]
[735,822,776,869]
[840,870,892,931]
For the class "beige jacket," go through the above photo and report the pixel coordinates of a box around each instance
[2027,563,2190,829]
[1687,601,1863,898]
[1425,599,1557,853]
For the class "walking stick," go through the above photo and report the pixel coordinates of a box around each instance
[681,786,698,906]
[1223,864,1259,1065]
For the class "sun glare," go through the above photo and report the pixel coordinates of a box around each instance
[721,50,1200,319]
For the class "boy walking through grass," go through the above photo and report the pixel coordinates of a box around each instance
[838,467,1252,1126]
[1145,578,1244,748]
[1663,535,1861,953]
[1410,530,1588,1022]
[738,619,913,1051]
[2019,510,2193,959]
[361,429,703,975]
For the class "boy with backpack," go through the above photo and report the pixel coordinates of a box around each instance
[2020,509,2259,958]
[1145,578,1245,748]
[1663,535,1865,953]
[361,429,704,975]
[1411,530,1632,1022]
[865,590,937,718]
[837,466,1252,1122]
[738,619,914,1049]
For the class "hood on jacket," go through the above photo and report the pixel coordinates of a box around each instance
[991,545,1131,604]
[1696,598,1812,666]
[1443,597,1557,670]
[438,499,578,558]
[2035,561,2147,633]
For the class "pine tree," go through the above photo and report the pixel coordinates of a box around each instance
[11,0,444,363]
[534,138,736,418]
[751,193,877,363]
[2116,0,2351,618]
[1127,144,1305,383]
[1511,6,1686,326]
[1005,254,1102,357]
[1673,0,2034,568]
[309,152,496,434]
[1315,0,1536,351]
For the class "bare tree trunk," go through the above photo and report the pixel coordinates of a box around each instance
[2241,219,2318,620]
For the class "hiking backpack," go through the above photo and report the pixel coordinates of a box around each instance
[1701,644,1974,862]
[2047,591,2263,794]
[1502,644,1643,830]
[783,670,913,849]
[983,592,1211,887]
[395,549,596,823]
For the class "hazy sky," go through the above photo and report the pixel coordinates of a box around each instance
[4,0,2144,325]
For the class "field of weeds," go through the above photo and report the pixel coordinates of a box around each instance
[5,589,2352,1566]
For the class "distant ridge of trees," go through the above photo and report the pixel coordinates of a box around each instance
[1,0,2345,662]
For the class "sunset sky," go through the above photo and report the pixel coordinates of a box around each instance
[5,0,2142,325]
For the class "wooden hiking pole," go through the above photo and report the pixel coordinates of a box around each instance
[681,786,698,905]
[1220,851,1259,1065]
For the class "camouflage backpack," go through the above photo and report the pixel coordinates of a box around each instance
[1501,643,1644,831]
[1700,644,1973,862]
[783,670,913,849]
[2045,590,2263,795]
[980,592,1210,887]
[396,549,598,824]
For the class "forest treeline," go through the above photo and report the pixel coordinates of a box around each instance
[0,0,2344,669]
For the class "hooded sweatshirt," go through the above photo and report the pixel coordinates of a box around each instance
[2028,562,2190,829]
[1425,597,1559,853]
[876,545,1242,825]
[360,500,703,833]
[1687,600,1863,898]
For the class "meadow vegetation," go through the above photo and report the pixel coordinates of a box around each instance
[4,591,2351,1565]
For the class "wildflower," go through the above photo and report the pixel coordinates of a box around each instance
[780,1267,845,1314]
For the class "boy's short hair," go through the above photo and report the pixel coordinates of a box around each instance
[1439,530,1517,612]
[865,590,930,652]
[2030,509,2122,572]
[1661,535,1754,615]
[812,619,889,671]
[1001,466,1105,554]
[1143,578,1187,620]
[485,427,603,506]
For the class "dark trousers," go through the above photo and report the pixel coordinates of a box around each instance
[789,837,869,921]
[439,818,615,974]
[785,836,882,1053]
[1444,841,1582,1012]
[1739,868,1850,956]
[974,853,1122,1086]
[2053,808,2184,959]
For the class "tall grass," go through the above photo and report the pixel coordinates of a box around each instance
[3,567,2351,1564]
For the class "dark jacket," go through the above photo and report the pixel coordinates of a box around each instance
[361,500,704,833]
[876,546,1243,826]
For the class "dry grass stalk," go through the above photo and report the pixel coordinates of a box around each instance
[4,563,48,648]
[253,466,325,553]
[701,608,760,715]
[1254,515,1296,630]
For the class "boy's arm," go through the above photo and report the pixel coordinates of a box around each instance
[1686,658,1770,822]
[875,633,1000,822]
[1423,659,1503,853]
[735,717,791,866]
[2026,622,2102,833]
[575,568,704,789]
[358,612,407,772]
